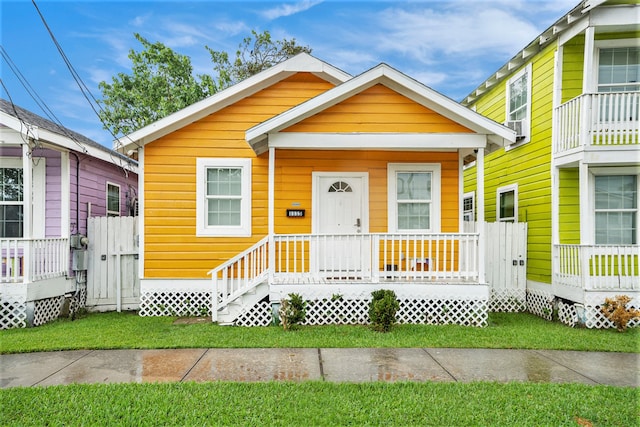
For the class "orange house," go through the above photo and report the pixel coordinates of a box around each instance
[121,54,515,326]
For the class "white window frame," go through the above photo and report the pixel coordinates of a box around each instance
[592,39,640,93]
[590,168,639,245]
[0,157,45,238]
[1,158,25,238]
[497,184,518,222]
[196,158,252,237]
[106,182,121,217]
[504,63,532,149]
[387,163,441,233]
[463,191,475,222]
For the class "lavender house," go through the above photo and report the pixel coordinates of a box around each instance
[0,99,138,328]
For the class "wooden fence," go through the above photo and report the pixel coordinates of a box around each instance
[86,216,139,311]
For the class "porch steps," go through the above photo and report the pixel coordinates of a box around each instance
[216,280,269,325]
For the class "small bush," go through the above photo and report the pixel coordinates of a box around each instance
[279,293,306,331]
[368,289,400,332]
[601,295,640,332]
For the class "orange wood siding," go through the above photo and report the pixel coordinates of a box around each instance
[144,73,335,278]
[274,150,460,234]
[284,84,473,133]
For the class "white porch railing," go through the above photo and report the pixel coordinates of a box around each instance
[554,244,640,290]
[555,92,639,154]
[208,236,269,321]
[0,238,70,283]
[273,233,479,283]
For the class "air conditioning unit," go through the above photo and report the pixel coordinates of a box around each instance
[505,120,526,139]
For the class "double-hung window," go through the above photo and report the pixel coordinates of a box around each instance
[388,163,440,232]
[463,191,475,222]
[595,175,637,245]
[596,44,639,124]
[497,184,518,222]
[106,182,121,217]
[0,159,24,238]
[505,64,532,146]
[196,158,251,237]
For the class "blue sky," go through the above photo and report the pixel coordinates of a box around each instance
[1,0,578,147]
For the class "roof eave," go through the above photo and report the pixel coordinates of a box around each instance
[117,53,352,153]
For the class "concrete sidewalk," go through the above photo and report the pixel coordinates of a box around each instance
[1,348,638,388]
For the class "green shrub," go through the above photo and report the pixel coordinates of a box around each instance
[279,293,307,331]
[368,289,400,332]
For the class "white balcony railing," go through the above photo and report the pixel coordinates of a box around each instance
[554,244,640,291]
[0,238,70,283]
[555,92,639,154]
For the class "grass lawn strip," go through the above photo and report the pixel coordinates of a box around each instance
[1,312,638,354]
[1,382,637,426]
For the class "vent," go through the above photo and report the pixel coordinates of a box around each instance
[505,120,526,139]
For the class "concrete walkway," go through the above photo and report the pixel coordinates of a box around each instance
[1,348,638,388]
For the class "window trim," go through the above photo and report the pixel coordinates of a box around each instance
[504,63,532,150]
[592,38,640,93]
[463,191,475,222]
[590,168,639,245]
[387,163,441,233]
[196,158,252,237]
[106,182,121,217]
[1,158,24,238]
[497,184,518,222]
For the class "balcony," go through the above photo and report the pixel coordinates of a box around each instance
[554,92,639,164]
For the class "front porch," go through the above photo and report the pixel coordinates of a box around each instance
[1,237,75,329]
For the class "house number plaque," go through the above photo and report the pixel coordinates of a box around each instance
[286,209,305,217]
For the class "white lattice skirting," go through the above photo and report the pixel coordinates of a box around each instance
[489,289,526,312]
[557,300,578,327]
[526,289,555,321]
[234,297,488,327]
[139,291,213,317]
[0,299,27,329]
[33,296,65,326]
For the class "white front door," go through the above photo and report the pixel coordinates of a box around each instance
[313,173,369,277]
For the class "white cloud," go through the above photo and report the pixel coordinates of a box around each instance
[261,0,323,20]
[375,5,541,64]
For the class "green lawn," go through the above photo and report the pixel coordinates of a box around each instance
[1,311,638,353]
[2,312,638,426]
[1,381,638,426]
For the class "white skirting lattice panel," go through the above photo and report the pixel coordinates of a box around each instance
[526,289,554,321]
[33,296,65,326]
[489,289,526,312]
[233,297,488,327]
[557,300,578,327]
[0,299,27,329]
[139,291,213,317]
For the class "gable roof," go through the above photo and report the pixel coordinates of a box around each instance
[461,0,639,106]
[246,63,516,154]
[119,53,352,152]
[0,98,137,172]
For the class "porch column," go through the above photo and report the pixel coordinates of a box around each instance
[268,147,275,284]
[476,147,485,284]
[582,26,595,93]
[578,161,590,289]
[22,143,32,283]
[60,151,70,237]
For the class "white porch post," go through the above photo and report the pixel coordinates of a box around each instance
[268,147,275,284]
[22,143,32,284]
[60,151,70,237]
[579,161,590,289]
[476,147,485,284]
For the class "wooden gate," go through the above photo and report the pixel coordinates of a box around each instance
[484,221,527,291]
[466,221,528,311]
[87,216,139,311]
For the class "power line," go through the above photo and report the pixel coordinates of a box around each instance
[1,46,89,153]
[31,0,141,171]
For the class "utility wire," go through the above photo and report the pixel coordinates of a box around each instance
[1,46,89,153]
[31,0,141,175]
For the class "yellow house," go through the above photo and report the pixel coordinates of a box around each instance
[120,54,515,326]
